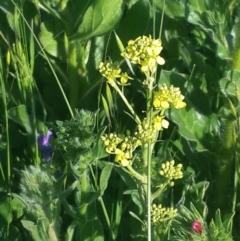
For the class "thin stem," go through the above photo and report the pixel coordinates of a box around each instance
[126,165,145,183]
[158,0,165,40]
[111,82,141,125]
[147,142,152,241]
[89,165,115,240]
[68,42,79,110]
[0,54,11,236]
[152,0,156,39]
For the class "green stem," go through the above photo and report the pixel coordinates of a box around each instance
[0,55,11,237]
[68,42,79,110]
[216,116,235,211]
[146,86,154,241]
[126,165,145,183]
[89,166,115,240]
[111,82,141,125]
[79,165,88,219]
[151,183,167,201]
[232,19,240,70]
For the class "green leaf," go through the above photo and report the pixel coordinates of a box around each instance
[101,94,111,124]
[21,220,42,241]
[155,0,185,18]
[73,0,125,41]
[8,105,32,134]
[168,103,208,152]
[99,163,113,195]
[65,221,77,241]
[220,70,240,97]
[158,70,187,89]
[81,219,104,241]
[39,19,66,59]
[58,180,78,201]
[0,196,12,224]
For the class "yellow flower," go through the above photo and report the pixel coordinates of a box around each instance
[99,61,121,84]
[119,72,133,85]
[152,116,169,131]
[115,148,131,166]
[121,35,165,73]
[153,84,186,111]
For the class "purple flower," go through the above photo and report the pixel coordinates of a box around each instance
[191,220,202,234]
[37,130,53,162]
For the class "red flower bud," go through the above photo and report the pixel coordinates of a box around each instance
[191,220,202,234]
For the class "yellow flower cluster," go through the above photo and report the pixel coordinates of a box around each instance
[153,83,186,111]
[134,123,156,144]
[151,203,177,224]
[99,61,133,85]
[159,160,183,186]
[121,35,165,73]
[101,134,141,166]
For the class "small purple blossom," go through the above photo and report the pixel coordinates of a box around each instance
[37,130,53,162]
[191,220,202,234]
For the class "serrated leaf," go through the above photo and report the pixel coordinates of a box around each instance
[73,0,125,41]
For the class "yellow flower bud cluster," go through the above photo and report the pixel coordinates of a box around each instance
[134,123,156,144]
[153,83,186,111]
[101,133,123,154]
[159,160,183,186]
[151,203,177,224]
[121,35,165,73]
[99,61,133,85]
[101,134,142,166]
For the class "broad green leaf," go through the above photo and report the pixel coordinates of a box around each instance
[73,0,125,41]
[220,70,240,97]
[8,105,32,134]
[81,219,104,241]
[39,19,66,59]
[0,196,12,224]
[11,197,25,220]
[99,163,113,195]
[167,103,208,152]
[187,10,230,59]
[158,70,187,89]
[188,0,210,13]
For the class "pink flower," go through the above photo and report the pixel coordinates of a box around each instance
[191,220,202,234]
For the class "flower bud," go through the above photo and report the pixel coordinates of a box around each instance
[191,220,202,234]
